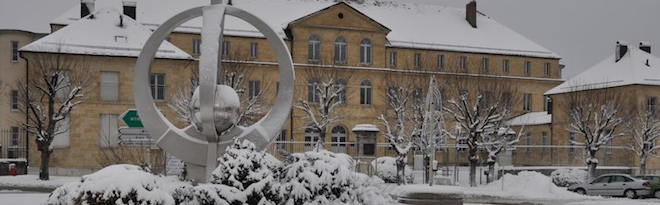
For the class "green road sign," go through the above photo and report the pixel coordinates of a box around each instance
[119,109,144,128]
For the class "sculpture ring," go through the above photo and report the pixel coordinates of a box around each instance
[133,5,294,168]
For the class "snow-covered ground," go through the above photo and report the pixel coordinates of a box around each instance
[0,190,50,205]
[0,175,79,189]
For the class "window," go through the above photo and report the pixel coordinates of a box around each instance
[99,114,119,148]
[10,90,19,111]
[248,80,260,100]
[150,74,165,101]
[502,59,509,74]
[541,132,547,152]
[222,41,230,57]
[524,61,531,76]
[592,176,610,184]
[523,93,532,112]
[526,133,532,152]
[276,130,287,150]
[482,58,489,73]
[414,53,421,69]
[360,80,372,105]
[460,56,467,70]
[331,126,348,153]
[413,88,423,104]
[390,51,397,68]
[479,91,491,108]
[55,70,71,99]
[606,139,613,155]
[304,128,320,151]
[502,92,512,108]
[334,37,347,63]
[648,97,658,115]
[100,71,119,101]
[334,81,347,104]
[569,132,576,154]
[53,117,70,148]
[360,38,372,64]
[192,39,201,55]
[307,80,320,103]
[308,35,321,61]
[544,62,551,76]
[10,127,19,146]
[545,96,552,113]
[11,41,19,62]
[437,55,444,69]
[250,43,258,58]
[458,138,468,152]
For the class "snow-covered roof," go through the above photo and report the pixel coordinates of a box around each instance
[22,7,191,59]
[506,112,551,126]
[51,0,559,59]
[352,124,379,132]
[545,46,660,95]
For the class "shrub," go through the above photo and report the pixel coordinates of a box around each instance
[45,164,174,205]
[551,168,588,187]
[371,156,414,184]
[210,139,282,205]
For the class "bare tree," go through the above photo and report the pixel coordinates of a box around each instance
[378,74,420,185]
[561,87,630,180]
[167,52,270,127]
[627,106,660,175]
[441,75,516,187]
[18,48,92,180]
[294,66,351,147]
[481,125,523,183]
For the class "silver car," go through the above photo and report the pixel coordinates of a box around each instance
[568,174,652,199]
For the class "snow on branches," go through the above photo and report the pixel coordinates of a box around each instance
[627,108,660,174]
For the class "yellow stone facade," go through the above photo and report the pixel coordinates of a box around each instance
[6,3,582,174]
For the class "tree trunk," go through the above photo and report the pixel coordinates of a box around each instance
[39,150,52,180]
[640,155,647,175]
[396,157,404,185]
[469,147,478,187]
[487,161,496,183]
[587,162,597,181]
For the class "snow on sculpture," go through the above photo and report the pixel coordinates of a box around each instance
[133,1,294,183]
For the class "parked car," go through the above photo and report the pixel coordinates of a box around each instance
[567,174,651,199]
[634,175,660,198]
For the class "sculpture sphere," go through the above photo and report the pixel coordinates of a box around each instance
[190,85,240,134]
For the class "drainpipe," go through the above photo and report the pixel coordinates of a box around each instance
[19,51,29,165]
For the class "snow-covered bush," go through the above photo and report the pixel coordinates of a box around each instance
[371,156,413,184]
[45,164,175,205]
[551,168,588,187]
[210,139,282,205]
[281,150,390,204]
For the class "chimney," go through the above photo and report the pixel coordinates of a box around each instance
[123,1,137,20]
[615,41,628,62]
[466,1,477,28]
[640,41,651,54]
[80,0,95,18]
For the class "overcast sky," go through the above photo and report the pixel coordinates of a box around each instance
[1,0,659,78]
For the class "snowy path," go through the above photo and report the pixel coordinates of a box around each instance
[0,175,79,192]
[0,190,50,205]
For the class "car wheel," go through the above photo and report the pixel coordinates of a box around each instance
[625,189,637,199]
[575,188,586,195]
[654,190,660,198]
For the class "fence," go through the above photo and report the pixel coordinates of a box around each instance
[0,128,28,160]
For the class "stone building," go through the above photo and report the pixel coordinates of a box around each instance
[2,0,573,174]
[542,42,660,173]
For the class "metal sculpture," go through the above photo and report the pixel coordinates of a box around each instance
[133,1,294,183]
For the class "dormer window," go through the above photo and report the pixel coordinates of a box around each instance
[114,35,128,43]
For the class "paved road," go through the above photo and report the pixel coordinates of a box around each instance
[465,195,660,205]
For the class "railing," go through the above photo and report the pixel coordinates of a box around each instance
[0,128,28,160]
